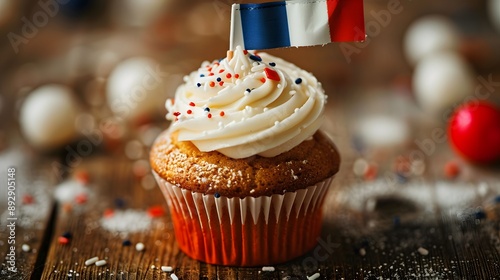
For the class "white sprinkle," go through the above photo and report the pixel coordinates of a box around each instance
[85,257,99,266]
[151,265,156,269]
[359,248,366,256]
[22,244,30,252]
[161,266,173,272]
[277,84,282,88]
[171,273,179,280]
[262,266,275,272]
[418,247,429,256]
[307,272,320,280]
[352,158,368,177]
[136,242,145,251]
[95,260,107,267]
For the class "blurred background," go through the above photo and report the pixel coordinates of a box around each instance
[0,0,500,179]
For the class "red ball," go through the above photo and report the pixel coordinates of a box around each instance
[448,101,500,163]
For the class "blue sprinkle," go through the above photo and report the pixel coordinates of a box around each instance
[114,198,126,208]
[200,74,205,77]
[122,240,132,246]
[396,172,407,184]
[295,78,302,84]
[62,231,72,239]
[494,195,500,203]
[216,77,222,82]
[249,55,262,62]
[196,83,201,87]
[246,88,251,93]
[204,107,210,112]
[214,192,221,198]
[475,209,487,220]
[269,62,276,67]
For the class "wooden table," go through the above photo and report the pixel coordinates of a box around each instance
[2,98,500,280]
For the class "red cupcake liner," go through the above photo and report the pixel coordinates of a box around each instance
[153,172,334,266]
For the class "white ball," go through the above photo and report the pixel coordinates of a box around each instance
[488,0,500,32]
[412,52,475,116]
[19,85,81,149]
[404,15,460,65]
[106,57,168,122]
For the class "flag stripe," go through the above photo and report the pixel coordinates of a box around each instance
[327,0,365,42]
[286,1,330,47]
[239,2,291,50]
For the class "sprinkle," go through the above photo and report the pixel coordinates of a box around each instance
[214,192,220,198]
[74,170,90,185]
[122,240,132,246]
[260,77,266,83]
[417,247,429,256]
[204,107,210,112]
[207,113,212,119]
[147,205,165,217]
[209,81,215,87]
[264,68,280,81]
[136,242,145,251]
[219,81,224,86]
[246,88,251,93]
[200,74,205,77]
[22,194,34,205]
[226,73,232,79]
[243,50,248,54]
[216,77,222,82]
[103,208,114,218]
[114,198,126,208]
[62,231,72,239]
[22,244,30,252]
[161,266,173,272]
[171,273,179,280]
[444,161,460,179]
[359,247,366,256]
[196,83,201,87]
[58,236,69,245]
[494,195,500,203]
[234,74,240,79]
[173,112,181,117]
[295,78,302,84]
[307,273,320,280]
[219,111,225,117]
[95,260,107,267]
[219,69,225,73]
[187,110,192,114]
[249,54,262,61]
[74,193,88,204]
[262,266,275,272]
[208,73,214,76]
[269,62,276,66]
[189,102,195,107]
[85,257,99,266]
[475,209,487,220]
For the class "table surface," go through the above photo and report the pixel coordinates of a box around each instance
[2,98,500,280]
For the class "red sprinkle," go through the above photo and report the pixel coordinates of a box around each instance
[220,111,225,117]
[260,77,266,83]
[187,110,192,114]
[23,195,34,205]
[444,161,460,179]
[74,170,90,185]
[207,67,212,71]
[209,81,215,87]
[234,74,240,79]
[173,112,181,117]
[364,164,378,181]
[226,73,232,79]
[264,68,280,81]
[147,205,165,217]
[58,236,69,245]
[243,50,248,54]
[208,73,214,76]
[74,193,88,204]
[219,81,224,86]
[103,208,114,218]
[207,113,212,118]
[189,102,195,107]
[219,69,225,73]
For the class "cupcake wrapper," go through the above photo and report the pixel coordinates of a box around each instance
[153,172,334,266]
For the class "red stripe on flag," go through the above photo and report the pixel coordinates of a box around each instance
[327,0,365,42]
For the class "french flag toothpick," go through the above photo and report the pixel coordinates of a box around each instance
[230,0,365,50]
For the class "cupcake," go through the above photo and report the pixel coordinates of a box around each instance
[150,46,340,266]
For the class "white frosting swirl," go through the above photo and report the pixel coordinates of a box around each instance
[165,46,327,159]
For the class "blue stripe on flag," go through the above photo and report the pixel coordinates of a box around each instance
[239,2,291,50]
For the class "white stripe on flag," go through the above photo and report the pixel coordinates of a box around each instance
[230,4,244,50]
[286,0,331,47]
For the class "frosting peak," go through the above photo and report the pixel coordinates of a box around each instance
[166,46,327,159]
